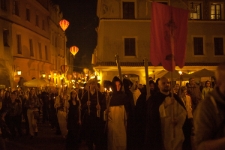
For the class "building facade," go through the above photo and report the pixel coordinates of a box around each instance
[0,0,71,89]
[93,0,225,85]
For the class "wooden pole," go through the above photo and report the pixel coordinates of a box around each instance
[115,54,122,81]
[144,58,150,100]
[95,76,100,118]
[88,85,90,115]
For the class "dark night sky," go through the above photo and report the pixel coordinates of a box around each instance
[52,0,98,72]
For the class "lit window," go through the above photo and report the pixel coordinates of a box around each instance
[16,34,22,54]
[189,2,201,19]
[194,37,203,55]
[124,38,136,56]
[123,2,135,19]
[214,37,224,55]
[211,3,222,20]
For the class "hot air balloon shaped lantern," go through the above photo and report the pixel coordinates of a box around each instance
[70,46,79,57]
[59,19,69,31]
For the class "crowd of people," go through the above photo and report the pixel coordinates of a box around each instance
[0,62,225,150]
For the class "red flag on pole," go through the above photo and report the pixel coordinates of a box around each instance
[150,2,189,71]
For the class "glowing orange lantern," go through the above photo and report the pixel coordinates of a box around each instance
[59,19,69,31]
[70,46,79,56]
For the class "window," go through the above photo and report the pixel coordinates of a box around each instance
[214,38,224,55]
[38,43,42,59]
[1,0,7,11]
[26,8,30,21]
[51,34,54,46]
[189,2,201,19]
[16,34,22,54]
[124,38,136,56]
[3,29,9,47]
[123,2,135,19]
[194,37,203,55]
[158,2,168,5]
[42,20,45,30]
[13,0,19,16]
[55,37,57,47]
[45,46,48,60]
[211,3,222,20]
[29,39,34,56]
[36,15,39,26]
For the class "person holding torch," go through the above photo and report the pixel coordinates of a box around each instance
[81,79,106,150]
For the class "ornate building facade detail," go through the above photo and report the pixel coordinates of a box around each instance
[0,0,70,88]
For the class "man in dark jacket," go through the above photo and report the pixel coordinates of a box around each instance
[145,77,191,150]
[81,79,106,150]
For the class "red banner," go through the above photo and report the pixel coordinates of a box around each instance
[150,2,189,71]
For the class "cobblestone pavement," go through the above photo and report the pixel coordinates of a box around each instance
[5,122,88,150]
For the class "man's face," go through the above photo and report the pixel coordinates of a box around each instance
[89,82,96,91]
[149,83,155,90]
[189,78,195,85]
[115,81,121,91]
[10,93,16,100]
[174,84,180,90]
[206,82,211,87]
[71,91,77,98]
[159,78,171,93]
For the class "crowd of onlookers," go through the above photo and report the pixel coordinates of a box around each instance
[0,63,225,150]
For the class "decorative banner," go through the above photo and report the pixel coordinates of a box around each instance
[59,19,69,31]
[150,2,189,71]
[61,65,69,73]
[70,46,79,56]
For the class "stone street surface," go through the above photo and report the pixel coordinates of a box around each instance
[5,122,88,150]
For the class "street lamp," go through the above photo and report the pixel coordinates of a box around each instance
[179,71,183,87]
[17,70,21,76]
[178,71,182,75]
[42,73,46,78]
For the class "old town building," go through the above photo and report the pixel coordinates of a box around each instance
[93,0,225,86]
[0,0,72,88]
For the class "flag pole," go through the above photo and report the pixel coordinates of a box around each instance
[169,8,176,139]
[115,54,123,81]
[144,58,151,100]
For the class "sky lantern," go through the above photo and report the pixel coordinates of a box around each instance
[70,46,79,56]
[59,19,69,31]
